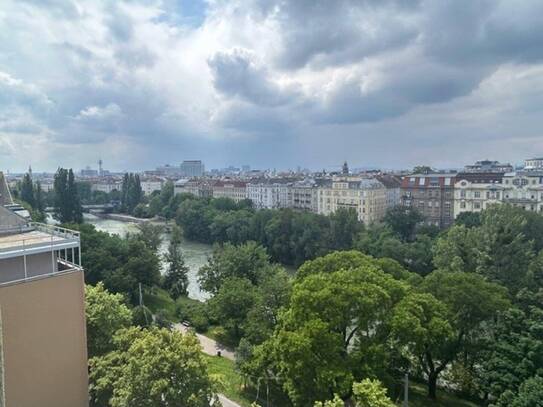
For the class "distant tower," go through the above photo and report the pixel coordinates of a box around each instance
[28,165,33,178]
[342,161,349,175]
[98,159,103,176]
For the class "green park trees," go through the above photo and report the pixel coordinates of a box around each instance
[89,327,219,407]
[54,167,83,223]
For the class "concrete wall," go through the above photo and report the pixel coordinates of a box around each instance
[0,270,88,407]
[0,252,57,284]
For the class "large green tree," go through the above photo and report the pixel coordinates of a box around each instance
[53,168,82,223]
[392,271,510,399]
[260,252,408,406]
[383,205,424,241]
[198,241,271,294]
[85,283,132,358]
[89,327,220,407]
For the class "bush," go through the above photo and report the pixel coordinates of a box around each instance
[176,296,210,332]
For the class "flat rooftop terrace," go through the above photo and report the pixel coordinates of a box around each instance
[0,223,80,260]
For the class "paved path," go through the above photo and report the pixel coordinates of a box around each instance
[174,324,235,361]
[174,324,240,407]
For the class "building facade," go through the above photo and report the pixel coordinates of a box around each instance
[212,180,247,202]
[140,179,164,195]
[524,157,543,170]
[502,171,543,212]
[463,160,513,173]
[401,173,456,228]
[317,176,387,224]
[0,209,88,407]
[376,174,402,209]
[247,179,293,210]
[180,160,205,178]
[454,173,505,217]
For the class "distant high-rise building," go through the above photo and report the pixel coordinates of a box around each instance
[180,160,205,178]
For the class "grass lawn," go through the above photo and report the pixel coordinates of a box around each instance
[204,355,254,407]
[143,287,177,321]
[402,382,482,407]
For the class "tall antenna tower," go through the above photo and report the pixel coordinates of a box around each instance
[98,159,103,176]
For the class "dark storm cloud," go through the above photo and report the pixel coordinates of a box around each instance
[2,0,543,170]
[208,49,299,107]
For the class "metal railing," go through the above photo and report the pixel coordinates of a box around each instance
[0,223,80,254]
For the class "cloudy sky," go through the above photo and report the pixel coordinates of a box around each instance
[1,0,543,172]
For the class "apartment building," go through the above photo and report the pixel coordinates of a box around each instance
[502,171,543,212]
[0,208,88,407]
[91,181,121,194]
[247,179,294,209]
[290,180,320,212]
[375,174,402,209]
[212,180,248,203]
[401,173,456,228]
[454,172,505,217]
[140,178,164,195]
[524,157,543,170]
[317,176,387,224]
[464,160,513,173]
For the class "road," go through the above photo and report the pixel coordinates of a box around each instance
[174,324,240,407]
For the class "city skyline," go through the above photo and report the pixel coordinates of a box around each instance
[1,1,543,172]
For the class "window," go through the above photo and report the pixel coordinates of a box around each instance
[460,190,466,198]
[474,202,481,209]
[419,178,425,186]
[460,202,466,209]
[474,191,481,198]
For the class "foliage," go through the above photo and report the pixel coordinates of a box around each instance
[259,252,408,406]
[393,271,509,399]
[315,379,395,407]
[209,277,258,342]
[176,296,211,332]
[85,283,132,358]
[89,327,220,407]
[198,241,272,295]
[384,205,424,241]
[176,197,364,266]
[121,173,143,214]
[53,168,83,223]
[455,211,482,228]
[163,239,190,298]
[135,222,163,251]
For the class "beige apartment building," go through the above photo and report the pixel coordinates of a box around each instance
[317,176,387,224]
[0,206,88,407]
[454,172,505,217]
[212,180,248,203]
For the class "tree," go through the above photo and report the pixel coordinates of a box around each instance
[136,222,163,252]
[455,211,482,228]
[391,293,454,400]
[504,376,543,407]
[328,207,363,250]
[383,206,424,242]
[476,205,535,292]
[209,277,258,342]
[480,290,543,404]
[163,239,190,298]
[198,241,271,294]
[393,271,510,399]
[20,172,35,207]
[315,379,395,407]
[53,168,82,223]
[85,283,132,358]
[433,225,478,273]
[89,327,220,407]
[262,253,408,405]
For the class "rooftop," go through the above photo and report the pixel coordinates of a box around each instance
[0,223,80,260]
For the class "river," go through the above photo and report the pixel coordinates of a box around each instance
[48,213,213,301]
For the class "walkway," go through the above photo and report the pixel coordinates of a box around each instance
[174,324,239,407]
[174,323,235,361]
